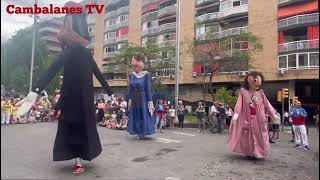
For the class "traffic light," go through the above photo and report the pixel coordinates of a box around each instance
[282,88,289,98]
[277,90,282,102]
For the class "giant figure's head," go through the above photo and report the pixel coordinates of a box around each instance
[63,1,90,41]
[244,71,264,91]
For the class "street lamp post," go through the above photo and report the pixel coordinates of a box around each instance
[29,0,38,92]
[175,0,181,112]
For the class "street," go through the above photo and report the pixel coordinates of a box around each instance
[1,122,319,180]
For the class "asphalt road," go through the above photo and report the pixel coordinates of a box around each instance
[1,122,319,180]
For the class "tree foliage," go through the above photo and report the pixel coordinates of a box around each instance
[184,31,263,104]
[214,87,240,108]
[1,26,60,95]
[108,43,175,92]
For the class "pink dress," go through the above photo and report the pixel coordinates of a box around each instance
[228,88,275,158]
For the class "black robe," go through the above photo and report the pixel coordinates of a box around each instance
[32,44,112,161]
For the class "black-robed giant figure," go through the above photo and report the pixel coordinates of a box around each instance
[16,1,113,174]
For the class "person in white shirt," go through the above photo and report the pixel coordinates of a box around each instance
[225,105,233,129]
[284,111,289,126]
[168,105,176,128]
[209,102,219,133]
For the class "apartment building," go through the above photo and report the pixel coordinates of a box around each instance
[90,0,319,111]
[38,17,63,55]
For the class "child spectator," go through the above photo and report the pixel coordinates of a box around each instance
[1,98,12,125]
[272,110,281,141]
[168,105,176,128]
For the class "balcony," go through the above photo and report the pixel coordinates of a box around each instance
[196,12,219,23]
[39,27,59,34]
[159,22,177,33]
[143,0,160,7]
[105,6,129,19]
[278,52,319,70]
[104,51,119,58]
[142,27,159,36]
[219,4,248,19]
[158,5,176,17]
[142,11,158,22]
[157,40,176,47]
[104,36,128,45]
[105,21,129,31]
[197,26,248,41]
[278,39,319,53]
[40,36,59,43]
[196,0,218,5]
[278,13,319,29]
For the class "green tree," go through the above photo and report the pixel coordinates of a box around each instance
[108,43,175,93]
[185,31,263,105]
[214,87,240,108]
[1,26,60,95]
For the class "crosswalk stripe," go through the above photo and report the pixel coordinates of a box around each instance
[173,132,196,137]
[155,138,181,144]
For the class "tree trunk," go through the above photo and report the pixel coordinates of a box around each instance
[203,65,206,108]
[210,73,214,102]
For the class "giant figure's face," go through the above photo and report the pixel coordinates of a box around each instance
[131,57,144,72]
[247,75,262,90]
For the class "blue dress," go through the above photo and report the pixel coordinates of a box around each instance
[127,71,155,136]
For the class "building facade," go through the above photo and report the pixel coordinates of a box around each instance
[38,17,63,55]
[90,0,319,112]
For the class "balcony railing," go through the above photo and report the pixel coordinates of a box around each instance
[105,21,129,31]
[196,0,218,5]
[142,11,158,22]
[219,4,248,18]
[157,40,176,47]
[159,22,177,33]
[278,13,319,29]
[196,12,219,23]
[105,6,129,19]
[278,39,319,53]
[158,5,176,17]
[39,27,59,34]
[87,43,94,49]
[40,36,59,43]
[197,26,248,40]
[104,51,119,58]
[143,0,160,7]
[278,52,319,70]
[142,27,159,36]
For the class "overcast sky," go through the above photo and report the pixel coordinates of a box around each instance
[1,0,83,42]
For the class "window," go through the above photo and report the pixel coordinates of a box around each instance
[279,56,287,69]
[310,53,319,67]
[206,25,219,33]
[288,54,297,68]
[108,19,116,26]
[107,32,116,39]
[105,46,116,53]
[298,54,308,67]
[233,42,241,49]
[196,26,205,38]
[119,14,128,22]
[233,1,240,7]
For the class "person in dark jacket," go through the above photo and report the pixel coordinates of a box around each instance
[217,103,227,133]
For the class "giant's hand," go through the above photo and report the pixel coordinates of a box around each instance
[16,92,38,116]
[231,113,239,123]
[57,30,89,47]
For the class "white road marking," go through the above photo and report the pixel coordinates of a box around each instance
[173,132,196,137]
[155,138,181,144]
[165,177,181,180]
